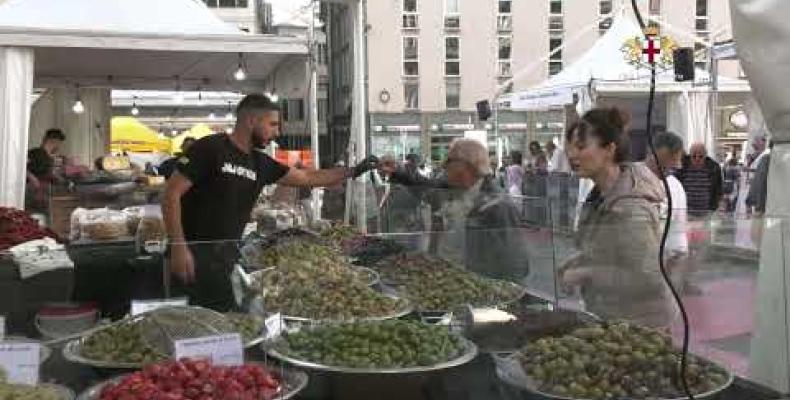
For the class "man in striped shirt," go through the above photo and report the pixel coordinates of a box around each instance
[676,143,723,216]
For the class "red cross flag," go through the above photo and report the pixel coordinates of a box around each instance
[643,35,661,64]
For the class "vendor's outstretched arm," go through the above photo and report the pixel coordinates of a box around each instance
[162,172,192,245]
[277,167,352,188]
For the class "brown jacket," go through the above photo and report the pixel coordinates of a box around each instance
[575,163,672,328]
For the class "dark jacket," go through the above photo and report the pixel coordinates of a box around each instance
[746,153,770,213]
[676,155,723,211]
[389,170,529,281]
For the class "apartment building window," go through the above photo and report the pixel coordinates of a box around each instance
[599,0,613,34]
[497,0,512,32]
[404,82,419,109]
[498,36,512,61]
[445,37,460,76]
[696,0,707,16]
[549,16,564,32]
[282,99,305,122]
[498,61,512,77]
[402,0,418,29]
[317,99,328,122]
[446,80,460,109]
[316,43,328,65]
[549,36,563,75]
[445,0,461,30]
[203,0,248,7]
[550,0,562,15]
[403,36,419,76]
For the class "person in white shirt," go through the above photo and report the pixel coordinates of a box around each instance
[645,131,691,292]
[546,140,571,174]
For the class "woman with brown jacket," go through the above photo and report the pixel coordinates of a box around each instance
[560,108,673,328]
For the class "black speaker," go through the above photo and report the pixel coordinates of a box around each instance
[673,47,695,82]
[476,100,492,121]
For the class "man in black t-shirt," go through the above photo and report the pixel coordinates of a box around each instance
[162,94,376,310]
[26,128,66,211]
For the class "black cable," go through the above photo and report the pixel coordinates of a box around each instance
[629,1,695,399]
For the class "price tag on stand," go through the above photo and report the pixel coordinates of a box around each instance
[263,313,283,340]
[174,334,243,367]
[0,342,40,385]
[131,298,189,316]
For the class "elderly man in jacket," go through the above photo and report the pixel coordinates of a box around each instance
[676,143,723,216]
[379,139,529,282]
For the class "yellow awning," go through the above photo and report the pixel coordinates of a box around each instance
[171,123,216,154]
[111,117,171,154]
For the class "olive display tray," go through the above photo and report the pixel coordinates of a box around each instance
[62,332,266,370]
[249,265,381,287]
[264,329,478,374]
[249,268,413,323]
[493,349,735,400]
[0,384,75,400]
[381,279,529,314]
[76,364,309,400]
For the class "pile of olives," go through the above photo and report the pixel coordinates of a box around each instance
[519,322,730,400]
[320,224,359,243]
[225,313,263,344]
[253,242,367,284]
[80,319,165,365]
[0,384,62,400]
[375,253,524,310]
[279,320,466,369]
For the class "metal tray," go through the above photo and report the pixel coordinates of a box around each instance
[76,363,308,400]
[250,265,380,287]
[265,330,478,374]
[264,293,413,324]
[62,322,265,369]
[494,347,735,400]
[382,279,528,314]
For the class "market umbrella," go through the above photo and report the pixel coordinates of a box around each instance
[170,123,216,154]
[111,117,171,153]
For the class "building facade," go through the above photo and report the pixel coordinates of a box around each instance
[324,0,740,162]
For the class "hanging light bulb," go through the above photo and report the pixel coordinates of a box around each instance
[171,129,178,136]
[225,101,234,120]
[225,127,233,134]
[131,102,140,116]
[72,99,85,114]
[197,91,204,106]
[266,91,279,103]
[234,53,247,81]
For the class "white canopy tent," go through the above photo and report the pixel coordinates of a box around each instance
[0,0,308,207]
[498,15,750,155]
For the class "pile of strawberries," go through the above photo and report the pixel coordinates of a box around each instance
[0,207,59,251]
[98,359,282,400]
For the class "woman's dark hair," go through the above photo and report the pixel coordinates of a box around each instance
[510,150,523,165]
[565,107,631,163]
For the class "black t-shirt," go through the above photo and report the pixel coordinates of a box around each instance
[27,147,53,179]
[177,134,290,242]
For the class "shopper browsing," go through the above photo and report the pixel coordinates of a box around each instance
[560,107,671,328]
[162,94,376,310]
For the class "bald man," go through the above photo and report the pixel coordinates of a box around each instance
[676,143,723,216]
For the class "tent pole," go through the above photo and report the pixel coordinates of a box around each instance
[308,1,322,221]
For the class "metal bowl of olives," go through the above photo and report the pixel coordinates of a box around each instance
[495,321,734,400]
[265,320,479,374]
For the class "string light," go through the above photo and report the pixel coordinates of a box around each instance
[225,101,234,120]
[72,85,84,114]
[208,111,216,120]
[234,53,247,81]
[131,101,140,116]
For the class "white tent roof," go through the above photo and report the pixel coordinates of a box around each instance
[0,0,308,91]
[0,0,239,35]
[501,15,749,110]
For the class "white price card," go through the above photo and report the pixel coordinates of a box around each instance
[264,313,283,340]
[0,342,40,385]
[131,298,188,316]
[174,334,243,367]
